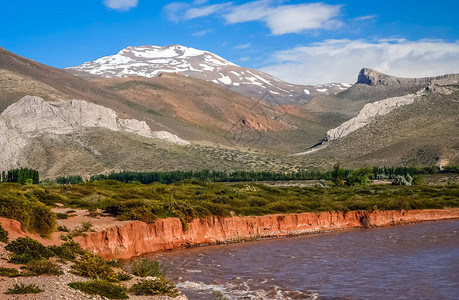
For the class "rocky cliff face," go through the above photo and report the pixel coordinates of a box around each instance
[0,96,190,171]
[357,68,458,87]
[76,209,459,259]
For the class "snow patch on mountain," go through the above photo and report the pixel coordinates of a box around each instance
[66,44,352,104]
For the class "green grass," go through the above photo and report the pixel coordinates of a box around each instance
[68,280,128,299]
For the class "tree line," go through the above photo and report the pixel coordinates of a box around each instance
[1,164,458,185]
[88,165,455,185]
[0,168,39,184]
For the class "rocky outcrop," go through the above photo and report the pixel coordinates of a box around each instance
[1,96,190,145]
[0,96,190,171]
[357,68,458,87]
[325,92,419,140]
[76,209,459,259]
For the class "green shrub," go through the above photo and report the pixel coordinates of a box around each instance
[71,253,115,280]
[412,174,424,185]
[0,267,20,277]
[130,258,164,278]
[57,225,70,232]
[0,224,8,243]
[105,199,158,223]
[331,164,345,186]
[49,241,86,261]
[5,237,54,264]
[71,222,94,237]
[0,192,56,237]
[115,271,133,281]
[129,278,179,297]
[56,213,69,219]
[6,283,43,294]
[68,280,128,299]
[60,234,73,241]
[392,175,412,186]
[25,259,63,276]
[347,167,373,186]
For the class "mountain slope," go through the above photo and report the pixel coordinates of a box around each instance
[0,46,133,114]
[66,44,350,104]
[303,76,459,166]
[303,68,459,126]
[91,74,328,152]
[0,46,328,153]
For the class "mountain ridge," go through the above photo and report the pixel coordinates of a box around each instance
[66,44,351,104]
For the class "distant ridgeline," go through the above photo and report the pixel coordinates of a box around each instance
[0,168,39,184]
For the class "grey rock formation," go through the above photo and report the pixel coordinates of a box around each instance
[0,96,190,171]
[325,92,419,141]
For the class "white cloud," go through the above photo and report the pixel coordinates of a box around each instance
[164,0,342,35]
[184,3,231,20]
[225,1,342,35]
[192,29,214,36]
[234,43,251,49]
[260,39,459,84]
[104,0,138,11]
[164,2,190,22]
[352,14,377,21]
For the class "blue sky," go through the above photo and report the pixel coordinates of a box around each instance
[1,0,458,84]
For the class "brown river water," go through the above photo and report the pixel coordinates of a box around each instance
[151,220,459,300]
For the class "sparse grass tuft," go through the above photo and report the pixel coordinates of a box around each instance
[6,283,44,294]
[0,267,20,277]
[130,258,164,278]
[129,278,179,297]
[25,259,63,276]
[68,280,128,299]
[71,253,115,280]
[115,271,133,281]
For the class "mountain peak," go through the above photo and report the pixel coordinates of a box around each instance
[356,68,390,85]
[66,44,351,103]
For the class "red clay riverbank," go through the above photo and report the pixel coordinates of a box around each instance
[75,208,459,259]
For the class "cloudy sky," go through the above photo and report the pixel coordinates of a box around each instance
[1,0,458,84]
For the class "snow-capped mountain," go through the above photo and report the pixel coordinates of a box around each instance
[66,44,350,104]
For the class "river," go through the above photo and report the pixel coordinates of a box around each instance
[151,220,459,299]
